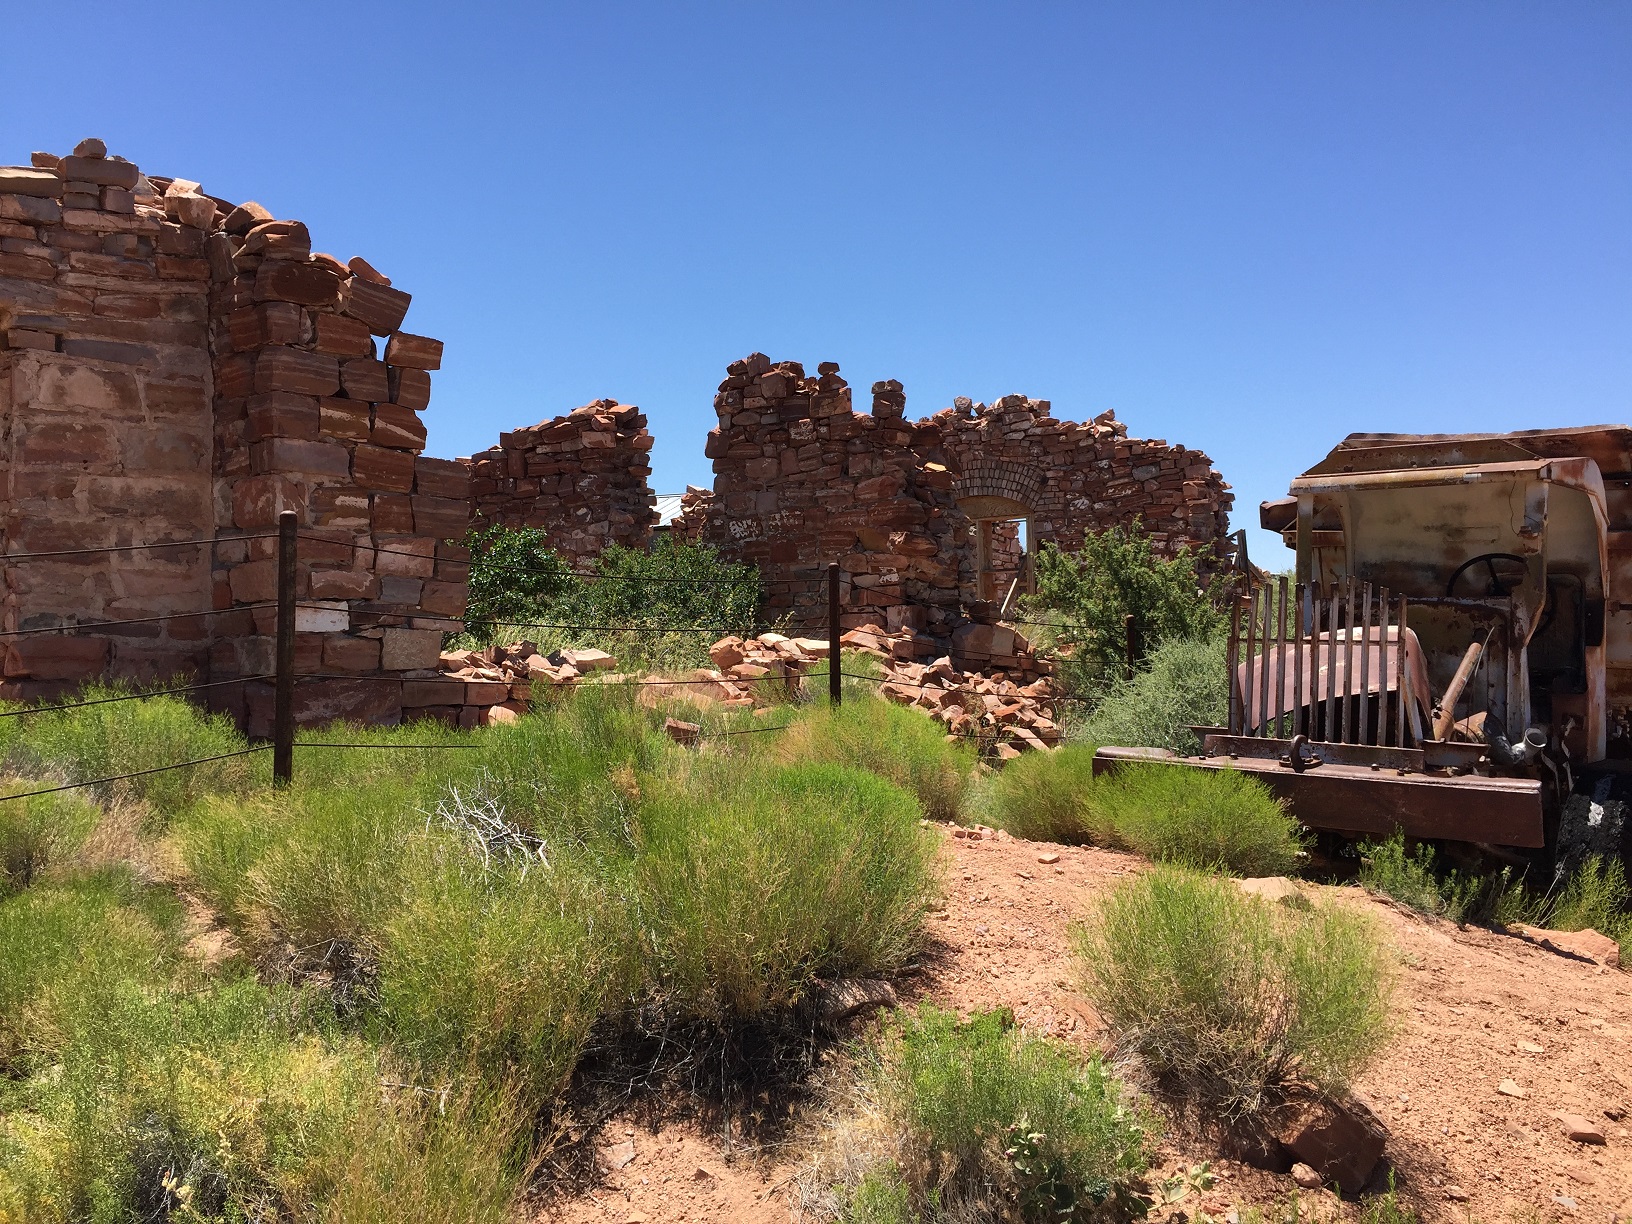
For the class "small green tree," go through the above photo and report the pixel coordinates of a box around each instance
[462,525,576,640]
[1027,520,1224,689]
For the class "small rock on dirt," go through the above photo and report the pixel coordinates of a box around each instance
[1520,925,1622,969]
[1276,1094,1388,1196]
[1497,1078,1526,1097]
[599,1138,636,1171]
[1290,1162,1323,1189]
[663,717,701,746]
[1558,1113,1606,1144]
[1037,852,1060,864]
[817,978,898,1024]
[1444,1185,1469,1202]
[1519,1040,1545,1053]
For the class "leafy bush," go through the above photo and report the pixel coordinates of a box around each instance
[873,1005,1148,1218]
[1071,633,1228,756]
[777,697,976,824]
[1075,866,1394,1126]
[1027,520,1224,693]
[458,527,763,672]
[979,744,1099,843]
[635,761,937,1018]
[1082,763,1304,876]
[463,523,577,641]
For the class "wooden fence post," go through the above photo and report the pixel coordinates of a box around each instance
[273,510,296,786]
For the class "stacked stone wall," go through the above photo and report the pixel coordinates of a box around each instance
[0,139,474,728]
[465,399,656,564]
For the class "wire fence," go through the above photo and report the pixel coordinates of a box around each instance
[0,517,1072,802]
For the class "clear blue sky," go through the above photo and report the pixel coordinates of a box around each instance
[5,2,1628,563]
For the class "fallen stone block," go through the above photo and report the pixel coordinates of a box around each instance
[1276,1095,1387,1196]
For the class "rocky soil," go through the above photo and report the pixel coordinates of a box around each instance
[536,828,1632,1224]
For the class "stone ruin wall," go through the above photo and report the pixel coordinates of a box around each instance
[681,352,1233,645]
[0,140,476,731]
[465,399,657,564]
[0,140,1235,729]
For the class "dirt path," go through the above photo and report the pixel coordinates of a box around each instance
[537,827,1632,1224]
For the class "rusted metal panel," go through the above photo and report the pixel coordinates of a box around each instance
[1092,748,1545,847]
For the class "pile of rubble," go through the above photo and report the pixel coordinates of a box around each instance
[430,623,1061,753]
[838,624,1061,756]
[435,641,619,726]
[680,632,831,707]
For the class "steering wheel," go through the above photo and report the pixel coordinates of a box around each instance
[1445,552,1529,598]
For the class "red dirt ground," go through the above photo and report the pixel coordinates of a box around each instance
[536,827,1632,1224]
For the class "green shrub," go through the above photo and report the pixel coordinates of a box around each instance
[375,856,633,1107]
[0,687,257,824]
[310,1085,525,1224]
[457,529,763,672]
[1075,866,1394,1125]
[0,790,99,896]
[979,743,1098,842]
[1354,832,1521,924]
[875,1005,1148,1218]
[1547,854,1631,942]
[636,761,937,1018]
[1070,633,1228,756]
[777,697,975,823]
[839,1165,916,1224]
[462,523,577,641]
[1026,520,1224,692]
[1083,763,1303,876]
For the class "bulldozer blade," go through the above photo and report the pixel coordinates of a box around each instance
[1092,746,1544,848]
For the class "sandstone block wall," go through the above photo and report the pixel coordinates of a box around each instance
[465,399,657,564]
[0,140,474,728]
[684,353,1233,638]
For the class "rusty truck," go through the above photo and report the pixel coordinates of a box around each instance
[1096,426,1632,855]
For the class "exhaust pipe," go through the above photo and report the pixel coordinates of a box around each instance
[1486,723,1547,767]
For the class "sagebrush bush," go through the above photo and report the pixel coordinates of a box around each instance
[875,1005,1148,1218]
[978,743,1098,842]
[1082,763,1303,876]
[1075,866,1394,1125]
[776,697,975,823]
[0,789,99,897]
[636,761,938,1018]
[376,855,634,1105]
[0,686,257,824]
[1070,633,1228,756]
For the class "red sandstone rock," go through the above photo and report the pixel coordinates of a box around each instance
[383,331,442,370]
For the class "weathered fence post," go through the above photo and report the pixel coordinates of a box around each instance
[273,510,297,786]
[828,561,841,707]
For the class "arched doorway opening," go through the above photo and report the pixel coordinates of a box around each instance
[958,494,1034,609]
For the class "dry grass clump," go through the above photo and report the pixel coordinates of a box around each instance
[1074,866,1394,1130]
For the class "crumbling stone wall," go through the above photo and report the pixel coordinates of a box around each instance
[465,399,656,564]
[926,393,1231,573]
[688,354,970,637]
[686,353,1233,639]
[0,140,473,728]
